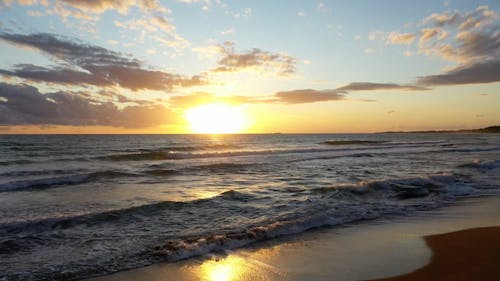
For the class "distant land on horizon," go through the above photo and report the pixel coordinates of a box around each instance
[380,125,500,134]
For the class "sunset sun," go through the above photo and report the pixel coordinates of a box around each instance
[185,103,249,134]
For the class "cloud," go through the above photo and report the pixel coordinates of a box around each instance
[0,32,205,90]
[113,16,189,50]
[209,41,296,76]
[423,11,461,27]
[169,92,251,108]
[363,48,378,54]
[453,30,500,62]
[417,6,498,63]
[169,89,345,107]
[220,28,235,35]
[377,6,500,88]
[386,32,416,45]
[7,0,185,48]
[169,83,425,107]
[169,82,431,108]
[336,82,429,91]
[4,0,169,14]
[57,0,137,14]
[404,50,413,57]
[417,58,500,86]
[368,30,386,41]
[0,82,174,127]
[273,89,344,104]
[224,7,252,19]
[369,6,498,66]
[418,28,443,45]
[412,6,500,86]
[423,6,496,31]
[2,0,44,6]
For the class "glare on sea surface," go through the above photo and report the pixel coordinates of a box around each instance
[185,103,249,134]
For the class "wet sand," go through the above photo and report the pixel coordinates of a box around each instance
[89,196,500,281]
[366,226,500,281]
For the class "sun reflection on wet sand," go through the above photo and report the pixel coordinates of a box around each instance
[198,256,245,281]
[194,249,283,281]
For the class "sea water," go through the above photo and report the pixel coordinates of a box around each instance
[1,133,499,280]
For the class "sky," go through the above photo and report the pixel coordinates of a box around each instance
[0,0,499,134]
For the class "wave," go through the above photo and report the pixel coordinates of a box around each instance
[101,151,168,161]
[1,190,256,234]
[0,172,489,280]
[0,168,86,177]
[101,144,240,161]
[190,162,255,172]
[150,174,482,262]
[150,212,361,262]
[0,159,35,166]
[146,143,239,152]
[332,174,476,198]
[0,163,253,192]
[442,147,500,153]
[0,170,141,192]
[458,159,500,170]
[0,174,91,192]
[144,169,179,176]
[100,142,435,162]
[320,140,385,145]
[1,173,476,235]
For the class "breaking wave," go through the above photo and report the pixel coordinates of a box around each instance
[0,170,141,192]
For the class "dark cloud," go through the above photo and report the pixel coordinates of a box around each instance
[212,41,296,76]
[336,82,429,91]
[0,82,174,128]
[0,32,205,90]
[0,64,109,87]
[417,58,500,86]
[273,89,344,104]
[454,30,500,62]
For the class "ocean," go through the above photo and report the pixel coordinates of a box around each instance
[1,133,499,280]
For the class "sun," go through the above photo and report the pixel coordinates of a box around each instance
[185,103,249,134]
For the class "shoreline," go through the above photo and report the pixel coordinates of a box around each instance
[88,195,500,281]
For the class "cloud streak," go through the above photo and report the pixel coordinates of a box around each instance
[273,89,343,104]
[0,33,205,91]
[336,82,429,91]
[417,58,500,86]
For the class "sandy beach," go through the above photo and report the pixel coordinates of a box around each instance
[89,195,500,281]
[366,226,500,281]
